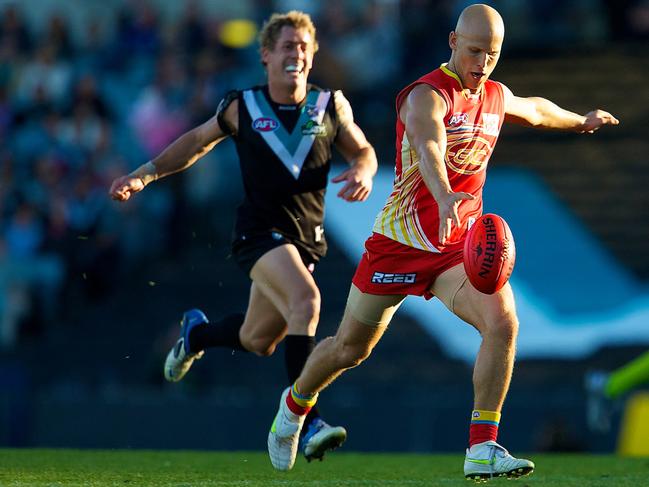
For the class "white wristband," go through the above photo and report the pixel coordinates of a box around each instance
[130,161,158,186]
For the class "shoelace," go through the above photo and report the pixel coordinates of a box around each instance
[493,444,509,458]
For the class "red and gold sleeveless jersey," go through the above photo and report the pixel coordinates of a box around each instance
[372,64,505,252]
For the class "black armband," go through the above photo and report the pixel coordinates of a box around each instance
[216,90,238,135]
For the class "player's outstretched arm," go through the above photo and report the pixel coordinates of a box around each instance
[502,84,619,133]
[332,91,377,202]
[109,99,238,202]
[403,85,475,244]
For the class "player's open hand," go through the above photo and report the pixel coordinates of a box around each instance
[331,166,373,202]
[580,110,619,133]
[437,191,476,245]
[109,175,145,202]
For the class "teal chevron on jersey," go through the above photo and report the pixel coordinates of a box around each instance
[243,88,331,179]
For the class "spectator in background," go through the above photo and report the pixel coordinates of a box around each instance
[400,0,454,75]
[175,0,207,56]
[0,4,32,55]
[0,238,29,348]
[1,201,64,342]
[114,3,160,58]
[339,0,401,90]
[129,53,190,158]
[0,86,13,137]
[43,14,73,60]
[15,44,71,108]
[66,75,111,122]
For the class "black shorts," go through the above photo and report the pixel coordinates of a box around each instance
[231,231,319,277]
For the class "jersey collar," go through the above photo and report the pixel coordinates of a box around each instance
[440,63,484,101]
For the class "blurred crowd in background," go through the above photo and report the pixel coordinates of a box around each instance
[0,0,648,349]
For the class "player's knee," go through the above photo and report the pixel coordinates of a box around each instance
[240,333,277,357]
[254,342,277,357]
[334,338,372,369]
[485,312,518,343]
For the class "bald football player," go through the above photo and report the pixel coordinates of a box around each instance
[267,3,618,479]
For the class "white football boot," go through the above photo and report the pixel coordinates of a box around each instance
[164,309,208,382]
[464,440,534,481]
[268,387,308,471]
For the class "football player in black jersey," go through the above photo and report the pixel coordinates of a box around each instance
[109,11,377,462]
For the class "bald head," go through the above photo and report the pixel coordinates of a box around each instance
[455,4,504,43]
[447,4,505,92]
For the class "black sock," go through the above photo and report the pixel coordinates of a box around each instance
[284,334,320,426]
[188,313,246,352]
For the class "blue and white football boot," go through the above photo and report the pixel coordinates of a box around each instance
[300,417,347,462]
[164,309,209,382]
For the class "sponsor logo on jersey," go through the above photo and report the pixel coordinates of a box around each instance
[449,112,469,127]
[252,117,279,132]
[371,272,417,284]
[482,113,500,136]
[301,119,327,136]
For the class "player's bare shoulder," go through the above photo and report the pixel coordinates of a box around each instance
[333,90,354,129]
[195,92,239,144]
[401,84,447,124]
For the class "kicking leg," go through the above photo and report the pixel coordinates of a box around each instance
[250,244,350,460]
[268,285,404,470]
[296,285,401,394]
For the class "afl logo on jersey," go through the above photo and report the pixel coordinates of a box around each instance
[252,117,279,132]
[448,112,469,127]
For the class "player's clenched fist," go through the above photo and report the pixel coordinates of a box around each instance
[109,176,145,201]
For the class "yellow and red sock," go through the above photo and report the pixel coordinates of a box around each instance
[469,409,501,447]
[286,383,318,416]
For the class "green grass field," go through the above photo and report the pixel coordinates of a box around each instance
[1,449,648,487]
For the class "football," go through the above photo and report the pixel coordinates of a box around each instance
[463,213,516,294]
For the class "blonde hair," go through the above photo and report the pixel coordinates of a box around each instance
[258,10,319,61]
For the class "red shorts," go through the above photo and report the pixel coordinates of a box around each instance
[352,233,465,300]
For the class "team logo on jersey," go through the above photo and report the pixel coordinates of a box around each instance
[448,112,469,127]
[301,119,327,136]
[252,117,279,132]
[482,113,500,136]
[371,272,417,284]
[445,135,492,175]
